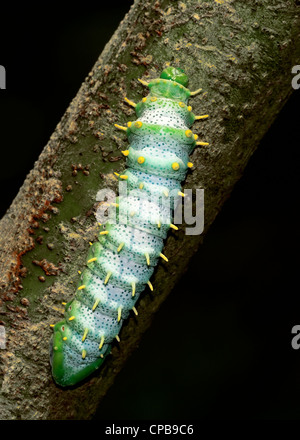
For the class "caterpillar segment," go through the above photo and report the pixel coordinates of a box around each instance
[50,66,209,386]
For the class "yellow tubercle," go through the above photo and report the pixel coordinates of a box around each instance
[100,230,109,235]
[82,328,89,342]
[139,182,144,190]
[117,306,122,322]
[82,350,87,359]
[134,121,143,128]
[187,162,193,168]
[178,191,185,197]
[195,114,209,120]
[142,97,147,103]
[68,316,75,321]
[170,223,179,231]
[99,335,105,350]
[179,101,185,108]
[132,307,138,316]
[190,88,202,96]
[122,150,130,156]
[147,281,154,291]
[137,156,145,164]
[124,97,136,107]
[104,271,112,285]
[120,175,128,180]
[92,298,100,311]
[87,257,97,263]
[160,253,169,262]
[172,162,180,171]
[185,130,193,138]
[127,121,132,127]
[117,242,125,253]
[131,282,136,297]
[145,252,150,266]
[150,96,157,102]
[77,285,86,290]
[187,105,192,111]
[138,78,149,86]
[114,124,127,131]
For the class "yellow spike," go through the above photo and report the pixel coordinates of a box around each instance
[190,88,202,96]
[98,222,102,226]
[124,96,136,107]
[99,335,105,350]
[139,182,144,190]
[187,105,192,111]
[82,349,87,359]
[145,252,150,266]
[78,270,81,274]
[62,302,67,306]
[135,121,143,129]
[170,223,179,231]
[50,324,55,328]
[196,141,209,146]
[117,242,125,253]
[187,162,193,168]
[163,190,169,197]
[77,285,86,290]
[104,271,112,285]
[157,220,161,229]
[195,114,209,120]
[120,175,128,180]
[68,316,75,321]
[82,328,89,342]
[147,281,153,291]
[172,162,180,171]
[115,335,120,343]
[132,306,138,316]
[100,230,109,235]
[92,298,100,311]
[193,134,198,140]
[137,156,145,164]
[142,97,147,103]
[127,121,132,127]
[117,306,122,322]
[178,191,185,197]
[160,253,169,262]
[63,337,67,341]
[114,123,127,131]
[110,202,119,207]
[87,257,97,263]
[121,150,129,156]
[89,242,93,246]
[138,78,149,86]
[114,172,120,177]
[131,281,136,297]
[100,354,104,358]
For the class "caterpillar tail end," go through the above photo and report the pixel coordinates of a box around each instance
[49,321,111,387]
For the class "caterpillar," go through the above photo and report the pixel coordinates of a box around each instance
[49,66,209,387]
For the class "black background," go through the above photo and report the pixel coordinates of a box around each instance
[1,1,300,420]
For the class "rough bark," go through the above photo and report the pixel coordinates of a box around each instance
[0,0,299,420]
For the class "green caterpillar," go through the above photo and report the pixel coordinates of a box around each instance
[50,66,208,387]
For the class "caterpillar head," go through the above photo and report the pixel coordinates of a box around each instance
[160,66,189,87]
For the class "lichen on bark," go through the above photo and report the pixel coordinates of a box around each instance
[0,0,300,420]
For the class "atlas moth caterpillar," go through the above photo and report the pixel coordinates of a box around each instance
[49,66,209,387]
